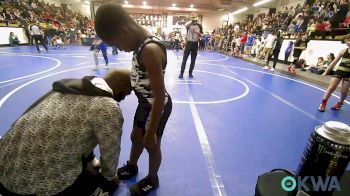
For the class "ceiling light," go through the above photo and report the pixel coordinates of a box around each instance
[172,3,176,7]
[253,0,272,7]
[232,7,248,15]
[190,4,194,8]
[124,0,128,4]
[143,1,147,6]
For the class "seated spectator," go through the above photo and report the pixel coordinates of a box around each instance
[0,68,132,196]
[300,12,311,33]
[251,37,262,57]
[288,21,296,38]
[3,9,13,22]
[315,19,327,39]
[307,20,316,39]
[319,53,336,75]
[203,32,210,50]
[310,57,325,74]
[9,32,20,46]
[65,29,71,44]
[245,33,256,55]
[324,19,332,39]
[315,19,332,40]
[295,15,303,33]
[235,36,242,57]
[229,36,236,54]
[232,45,241,57]
[52,35,65,49]
[296,58,307,71]
[13,9,22,20]
[330,0,349,37]
[199,37,205,51]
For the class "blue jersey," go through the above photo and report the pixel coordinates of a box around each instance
[246,35,256,46]
[98,42,108,50]
[94,35,108,50]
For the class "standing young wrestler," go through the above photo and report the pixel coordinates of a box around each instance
[93,35,109,70]
[319,34,350,112]
[94,4,172,196]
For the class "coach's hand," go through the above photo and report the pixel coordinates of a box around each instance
[144,132,157,150]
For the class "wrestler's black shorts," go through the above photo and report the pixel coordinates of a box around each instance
[134,96,172,138]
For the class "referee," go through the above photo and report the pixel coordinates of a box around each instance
[31,21,48,53]
[179,13,203,78]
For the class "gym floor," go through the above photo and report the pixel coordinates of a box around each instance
[0,46,349,196]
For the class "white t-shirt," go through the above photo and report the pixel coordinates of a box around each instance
[31,25,41,35]
[264,34,276,48]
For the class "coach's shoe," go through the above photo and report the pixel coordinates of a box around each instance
[129,175,159,196]
[178,74,184,79]
[263,66,269,70]
[117,161,138,180]
[331,102,343,110]
[189,73,193,78]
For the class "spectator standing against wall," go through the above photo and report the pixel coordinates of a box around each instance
[263,31,283,72]
[245,32,256,56]
[288,33,309,73]
[240,32,248,57]
[257,31,276,60]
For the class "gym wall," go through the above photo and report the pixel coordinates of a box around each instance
[0,27,28,45]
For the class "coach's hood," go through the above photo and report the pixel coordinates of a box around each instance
[52,76,114,98]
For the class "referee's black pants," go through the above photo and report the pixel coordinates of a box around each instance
[33,34,48,52]
[180,41,199,75]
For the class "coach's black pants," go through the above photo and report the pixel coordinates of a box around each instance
[267,49,280,69]
[180,41,199,75]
